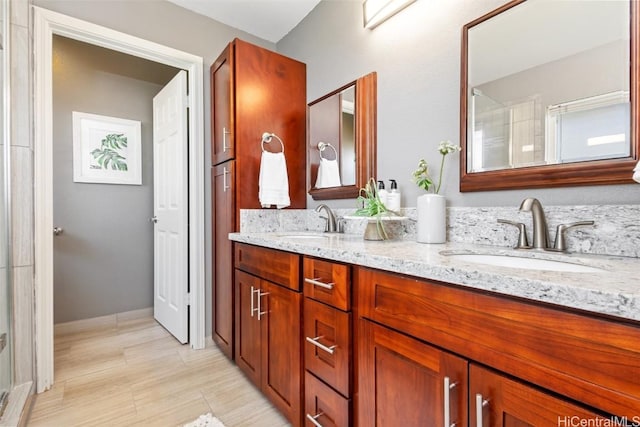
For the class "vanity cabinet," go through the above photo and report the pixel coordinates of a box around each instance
[303,257,353,426]
[356,266,640,424]
[211,38,306,360]
[234,243,303,426]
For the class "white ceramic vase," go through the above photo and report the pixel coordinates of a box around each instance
[416,193,446,244]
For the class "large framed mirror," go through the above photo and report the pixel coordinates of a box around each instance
[308,72,377,200]
[460,0,639,192]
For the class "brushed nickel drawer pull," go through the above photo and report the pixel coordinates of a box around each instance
[304,277,334,290]
[444,376,458,427]
[257,290,269,320]
[222,127,231,152]
[250,286,258,317]
[476,393,490,427]
[306,336,337,354]
[306,412,325,427]
[223,166,231,192]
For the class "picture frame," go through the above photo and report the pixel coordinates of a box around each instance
[72,111,142,185]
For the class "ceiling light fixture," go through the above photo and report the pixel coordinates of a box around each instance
[363,0,416,29]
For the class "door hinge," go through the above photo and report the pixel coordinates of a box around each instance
[184,94,189,108]
[186,292,191,306]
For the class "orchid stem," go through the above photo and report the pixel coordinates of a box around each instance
[435,153,445,194]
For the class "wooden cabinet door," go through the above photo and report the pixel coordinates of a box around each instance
[357,319,468,427]
[261,281,302,426]
[211,43,234,165]
[234,270,261,386]
[470,364,606,426]
[212,162,235,359]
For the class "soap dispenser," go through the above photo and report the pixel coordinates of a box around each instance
[387,179,401,211]
[377,180,389,206]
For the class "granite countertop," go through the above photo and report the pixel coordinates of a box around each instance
[229,231,640,323]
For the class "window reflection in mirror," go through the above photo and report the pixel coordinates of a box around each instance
[467,0,631,173]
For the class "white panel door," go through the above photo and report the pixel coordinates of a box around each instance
[153,70,188,343]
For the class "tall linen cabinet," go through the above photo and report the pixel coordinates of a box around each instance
[211,38,307,359]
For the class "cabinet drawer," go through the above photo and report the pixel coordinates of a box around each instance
[305,372,350,427]
[356,266,640,418]
[304,298,351,397]
[303,257,350,310]
[235,243,301,290]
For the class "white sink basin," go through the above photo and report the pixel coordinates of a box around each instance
[276,233,329,239]
[445,253,606,273]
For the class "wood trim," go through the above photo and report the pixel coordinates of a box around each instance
[459,0,639,192]
[309,72,377,200]
[33,6,206,392]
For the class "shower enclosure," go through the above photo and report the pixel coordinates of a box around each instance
[0,0,12,417]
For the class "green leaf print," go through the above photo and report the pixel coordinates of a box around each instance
[90,133,129,171]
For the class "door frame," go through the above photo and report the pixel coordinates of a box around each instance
[33,6,205,392]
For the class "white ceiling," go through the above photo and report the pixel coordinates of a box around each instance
[167,0,322,43]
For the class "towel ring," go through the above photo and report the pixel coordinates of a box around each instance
[261,132,285,153]
[317,141,338,160]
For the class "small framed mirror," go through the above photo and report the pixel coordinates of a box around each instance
[460,0,639,192]
[308,72,377,200]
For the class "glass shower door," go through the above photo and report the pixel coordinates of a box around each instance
[0,0,11,415]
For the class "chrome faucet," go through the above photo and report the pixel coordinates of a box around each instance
[519,198,549,250]
[315,204,338,233]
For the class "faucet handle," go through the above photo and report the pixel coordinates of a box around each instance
[552,220,595,252]
[497,219,531,249]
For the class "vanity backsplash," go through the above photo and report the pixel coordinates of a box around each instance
[239,204,640,258]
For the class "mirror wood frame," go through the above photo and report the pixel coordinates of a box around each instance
[459,0,639,192]
[308,72,377,200]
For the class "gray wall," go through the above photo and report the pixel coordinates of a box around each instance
[52,36,178,323]
[33,0,275,332]
[278,0,640,208]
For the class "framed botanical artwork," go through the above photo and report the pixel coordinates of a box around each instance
[72,111,142,185]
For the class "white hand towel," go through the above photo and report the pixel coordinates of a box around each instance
[634,160,640,184]
[259,151,290,209]
[315,158,342,188]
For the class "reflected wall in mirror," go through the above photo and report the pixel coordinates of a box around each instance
[460,0,639,192]
[308,72,377,200]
